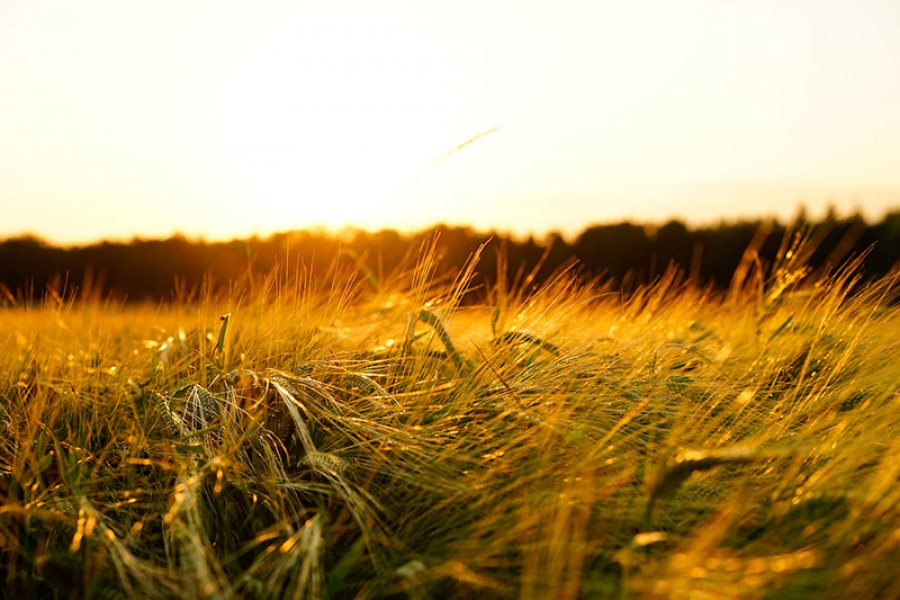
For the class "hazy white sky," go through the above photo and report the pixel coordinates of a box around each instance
[1,0,899,244]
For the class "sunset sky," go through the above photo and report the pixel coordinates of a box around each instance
[1,1,899,245]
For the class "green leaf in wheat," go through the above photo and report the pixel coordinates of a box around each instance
[645,445,766,524]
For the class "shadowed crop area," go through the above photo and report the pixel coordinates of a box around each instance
[2,233,900,598]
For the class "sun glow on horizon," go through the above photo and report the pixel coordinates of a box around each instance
[1,1,899,245]
[211,22,482,235]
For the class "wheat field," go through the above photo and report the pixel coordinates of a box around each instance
[2,233,899,599]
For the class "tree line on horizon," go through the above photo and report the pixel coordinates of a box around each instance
[1,209,899,304]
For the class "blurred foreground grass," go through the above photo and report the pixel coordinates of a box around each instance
[2,234,900,599]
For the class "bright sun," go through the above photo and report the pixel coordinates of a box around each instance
[211,26,474,233]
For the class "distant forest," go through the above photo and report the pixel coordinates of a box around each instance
[2,208,899,304]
